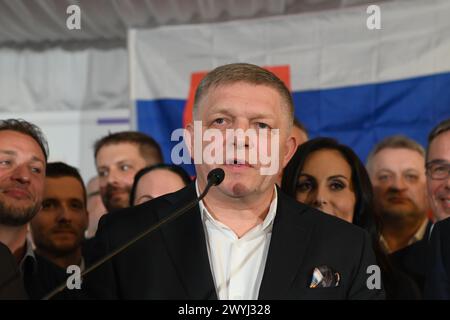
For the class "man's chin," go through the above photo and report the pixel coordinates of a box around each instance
[0,203,40,226]
[105,199,129,212]
[48,244,80,257]
[383,206,422,218]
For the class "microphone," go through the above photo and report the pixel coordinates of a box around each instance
[207,167,225,186]
[42,168,225,300]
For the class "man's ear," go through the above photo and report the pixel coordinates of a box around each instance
[185,122,195,160]
[282,135,297,169]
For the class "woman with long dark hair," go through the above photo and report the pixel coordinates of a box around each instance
[282,137,421,299]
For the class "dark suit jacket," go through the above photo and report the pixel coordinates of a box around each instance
[85,183,384,300]
[390,220,433,295]
[24,254,71,300]
[425,218,450,299]
[0,242,27,300]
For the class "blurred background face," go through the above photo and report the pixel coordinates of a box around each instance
[296,149,356,223]
[426,131,450,221]
[133,169,187,205]
[30,176,88,256]
[0,130,46,226]
[370,148,428,220]
[96,143,148,211]
[190,82,295,199]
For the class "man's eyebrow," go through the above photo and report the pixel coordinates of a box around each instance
[0,151,44,165]
[210,107,274,119]
[376,169,394,174]
[117,159,132,164]
[31,156,45,165]
[208,108,234,117]
[0,150,16,156]
[403,168,420,173]
[427,159,449,165]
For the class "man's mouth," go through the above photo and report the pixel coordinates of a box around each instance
[52,228,76,235]
[224,159,253,169]
[387,196,410,204]
[438,198,450,209]
[3,188,31,200]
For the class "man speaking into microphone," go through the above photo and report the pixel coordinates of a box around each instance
[85,63,384,300]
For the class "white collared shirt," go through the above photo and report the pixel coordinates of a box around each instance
[196,181,277,300]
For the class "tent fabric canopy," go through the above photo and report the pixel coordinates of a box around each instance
[0,0,394,112]
[0,0,391,45]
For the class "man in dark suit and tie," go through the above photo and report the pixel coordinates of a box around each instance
[424,118,450,299]
[86,63,384,300]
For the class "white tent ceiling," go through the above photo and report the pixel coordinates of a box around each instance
[0,0,396,112]
[0,0,393,46]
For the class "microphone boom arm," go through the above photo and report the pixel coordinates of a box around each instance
[42,168,224,300]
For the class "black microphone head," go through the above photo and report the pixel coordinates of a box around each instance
[207,168,225,186]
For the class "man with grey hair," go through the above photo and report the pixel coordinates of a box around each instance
[367,135,431,253]
[85,63,383,300]
[367,135,432,294]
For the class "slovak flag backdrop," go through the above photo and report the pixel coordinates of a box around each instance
[129,0,450,175]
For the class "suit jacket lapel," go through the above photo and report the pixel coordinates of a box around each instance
[158,183,217,300]
[258,190,314,299]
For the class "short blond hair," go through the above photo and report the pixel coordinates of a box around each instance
[193,63,294,127]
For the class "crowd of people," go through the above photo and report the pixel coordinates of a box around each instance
[0,63,449,300]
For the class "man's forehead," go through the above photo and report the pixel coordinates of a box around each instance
[99,142,140,153]
[374,148,425,170]
[45,177,85,197]
[97,143,143,164]
[201,82,282,108]
[429,131,450,160]
[0,131,45,162]
[0,149,45,165]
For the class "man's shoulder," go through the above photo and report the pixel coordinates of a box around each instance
[435,217,450,232]
[277,190,368,241]
[98,183,196,234]
[433,217,450,247]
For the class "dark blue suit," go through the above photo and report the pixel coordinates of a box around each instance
[425,217,450,299]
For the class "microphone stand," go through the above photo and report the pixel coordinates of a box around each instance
[42,169,224,300]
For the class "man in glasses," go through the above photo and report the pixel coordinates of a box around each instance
[424,118,450,299]
[425,118,450,222]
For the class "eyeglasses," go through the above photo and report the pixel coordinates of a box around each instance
[426,160,450,180]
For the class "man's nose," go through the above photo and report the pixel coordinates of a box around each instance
[391,176,407,191]
[56,205,72,223]
[106,168,119,185]
[10,164,31,184]
[231,120,251,148]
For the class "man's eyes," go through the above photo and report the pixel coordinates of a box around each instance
[31,167,43,174]
[120,164,131,171]
[98,170,108,177]
[256,122,271,129]
[0,160,11,166]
